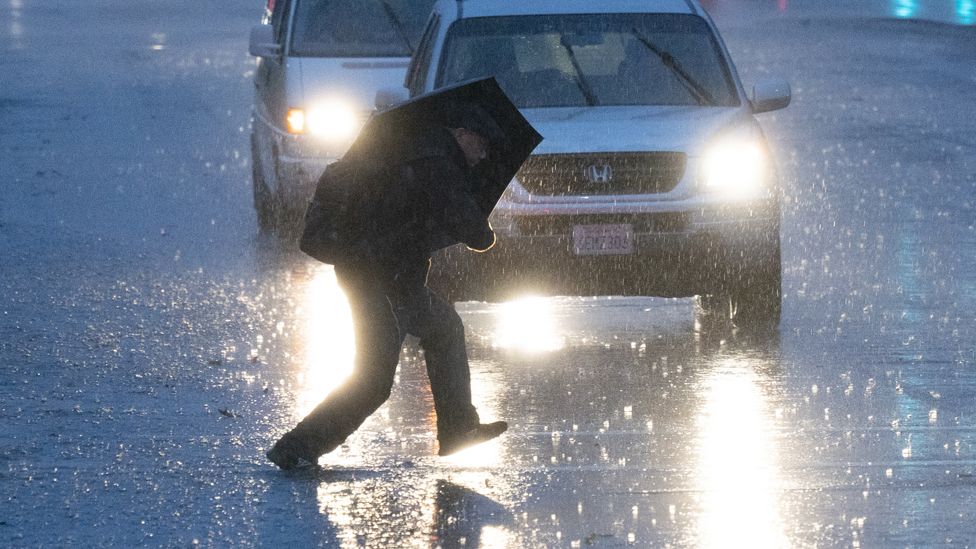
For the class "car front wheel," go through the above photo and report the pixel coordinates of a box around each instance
[698,242,782,328]
[729,252,781,327]
[251,138,275,234]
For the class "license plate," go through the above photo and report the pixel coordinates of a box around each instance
[572,224,635,255]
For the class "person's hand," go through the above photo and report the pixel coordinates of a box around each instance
[465,223,495,252]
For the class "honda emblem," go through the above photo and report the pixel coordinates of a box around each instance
[585,163,613,184]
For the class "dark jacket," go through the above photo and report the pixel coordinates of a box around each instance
[341,126,495,283]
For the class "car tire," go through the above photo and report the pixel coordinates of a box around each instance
[729,249,782,328]
[275,201,307,239]
[251,138,276,234]
[697,239,782,328]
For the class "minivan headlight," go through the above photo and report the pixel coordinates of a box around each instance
[701,140,769,198]
[286,101,362,140]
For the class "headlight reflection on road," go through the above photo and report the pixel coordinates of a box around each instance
[316,476,515,548]
[295,265,355,420]
[475,525,514,548]
[492,296,565,353]
[441,432,504,469]
[695,359,787,548]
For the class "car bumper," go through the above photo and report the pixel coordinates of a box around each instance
[428,201,780,300]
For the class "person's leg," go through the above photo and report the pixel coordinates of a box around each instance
[397,285,482,443]
[269,268,403,466]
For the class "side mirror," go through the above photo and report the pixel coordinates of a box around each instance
[249,24,280,58]
[375,87,409,110]
[750,78,791,114]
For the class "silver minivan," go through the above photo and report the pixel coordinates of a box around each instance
[248,0,435,232]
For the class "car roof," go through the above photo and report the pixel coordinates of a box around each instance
[449,0,701,18]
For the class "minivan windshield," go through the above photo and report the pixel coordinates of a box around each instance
[437,14,739,108]
[291,0,436,57]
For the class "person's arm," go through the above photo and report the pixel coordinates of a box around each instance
[409,156,495,251]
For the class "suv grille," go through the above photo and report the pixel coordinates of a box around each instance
[516,152,686,196]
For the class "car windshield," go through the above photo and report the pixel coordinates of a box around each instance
[290,0,435,57]
[437,14,739,108]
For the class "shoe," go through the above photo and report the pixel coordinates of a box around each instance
[438,421,508,457]
[266,435,317,470]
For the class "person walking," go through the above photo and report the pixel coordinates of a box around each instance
[266,103,509,470]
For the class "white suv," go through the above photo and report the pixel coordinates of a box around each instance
[408,0,791,325]
[248,0,436,232]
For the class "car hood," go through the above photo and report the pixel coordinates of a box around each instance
[522,106,756,156]
[295,57,410,112]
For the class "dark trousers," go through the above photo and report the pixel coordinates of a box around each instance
[288,263,481,458]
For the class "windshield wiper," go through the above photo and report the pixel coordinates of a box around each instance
[630,28,715,106]
[557,35,598,107]
[379,0,414,55]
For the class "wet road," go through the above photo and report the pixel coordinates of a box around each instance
[2,1,975,547]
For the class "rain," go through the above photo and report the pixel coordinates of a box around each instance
[1,0,975,547]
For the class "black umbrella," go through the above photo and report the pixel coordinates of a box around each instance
[345,77,543,214]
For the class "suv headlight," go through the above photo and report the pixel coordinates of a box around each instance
[286,101,363,140]
[700,140,770,199]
